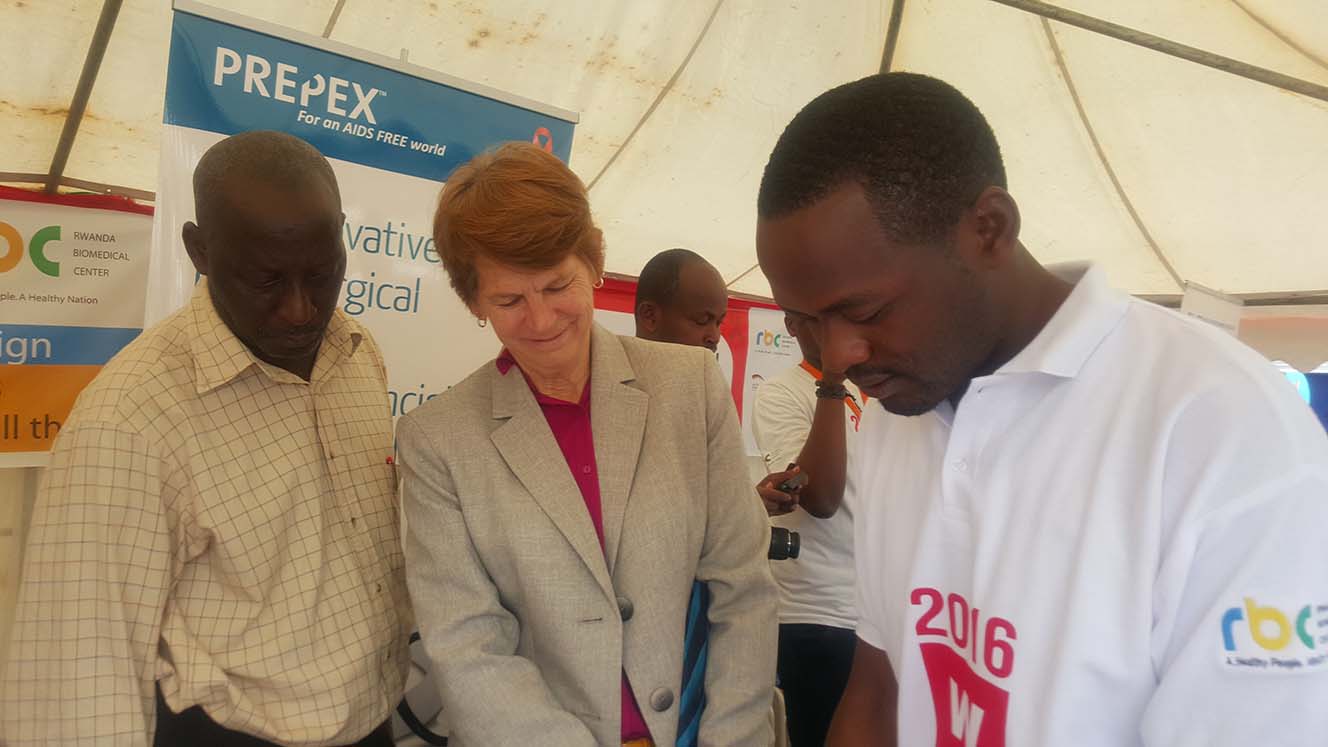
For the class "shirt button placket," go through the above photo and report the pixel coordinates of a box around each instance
[943,404,976,515]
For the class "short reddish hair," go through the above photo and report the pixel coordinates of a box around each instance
[433,142,605,306]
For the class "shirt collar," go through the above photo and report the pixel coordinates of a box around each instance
[496,347,519,376]
[993,262,1129,380]
[189,279,363,393]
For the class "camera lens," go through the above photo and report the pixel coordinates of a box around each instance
[768,527,801,560]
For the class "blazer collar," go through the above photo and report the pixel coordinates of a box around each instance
[488,323,648,594]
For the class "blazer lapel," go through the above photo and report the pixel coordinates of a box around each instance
[489,361,614,598]
[589,325,649,575]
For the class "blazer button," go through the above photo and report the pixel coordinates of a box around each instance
[649,688,673,712]
[616,595,634,621]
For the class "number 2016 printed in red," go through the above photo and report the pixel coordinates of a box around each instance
[911,587,1017,679]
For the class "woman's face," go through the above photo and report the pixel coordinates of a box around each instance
[470,253,597,375]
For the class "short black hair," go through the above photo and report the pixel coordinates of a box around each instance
[758,73,1005,245]
[635,248,711,314]
[193,130,340,225]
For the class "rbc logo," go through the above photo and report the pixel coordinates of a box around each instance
[1221,598,1322,652]
[754,329,784,348]
[0,221,61,277]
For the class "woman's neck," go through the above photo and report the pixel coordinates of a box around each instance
[520,354,590,402]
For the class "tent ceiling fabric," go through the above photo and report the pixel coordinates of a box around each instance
[3,1,1325,299]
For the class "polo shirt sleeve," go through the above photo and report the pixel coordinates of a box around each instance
[1142,381,1328,746]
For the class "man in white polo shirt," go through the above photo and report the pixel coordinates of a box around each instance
[754,72,1328,747]
[753,313,865,747]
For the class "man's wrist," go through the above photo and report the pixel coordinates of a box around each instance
[819,370,847,386]
[815,381,848,400]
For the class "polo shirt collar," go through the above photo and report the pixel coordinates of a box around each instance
[995,262,1129,380]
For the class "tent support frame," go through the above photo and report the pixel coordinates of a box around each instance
[990,0,1328,103]
[44,0,124,194]
[8,0,1326,306]
[2,171,154,202]
[322,0,347,38]
[880,0,908,73]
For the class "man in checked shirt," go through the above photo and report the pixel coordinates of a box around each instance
[0,131,411,746]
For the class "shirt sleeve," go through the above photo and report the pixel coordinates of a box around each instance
[0,422,173,747]
[1141,380,1328,746]
[751,377,815,471]
[1143,468,1328,745]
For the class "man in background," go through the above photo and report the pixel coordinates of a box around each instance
[752,312,863,747]
[634,247,729,352]
[1,131,411,747]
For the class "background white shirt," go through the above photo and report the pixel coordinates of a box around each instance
[753,362,861,630]
[854,263,1328,747]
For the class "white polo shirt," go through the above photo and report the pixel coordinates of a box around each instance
[854,263,1328,747]
[753,361,865,630]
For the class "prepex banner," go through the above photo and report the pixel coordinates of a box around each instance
[149,1,578,421]
[0,188,152,466]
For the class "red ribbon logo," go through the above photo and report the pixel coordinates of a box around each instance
[532,127,554,153]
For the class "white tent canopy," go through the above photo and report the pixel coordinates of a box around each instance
[4,0,1327,302]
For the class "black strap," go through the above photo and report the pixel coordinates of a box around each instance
[154,683,395,747]
[398,631,448,745]
[396,699,448,746]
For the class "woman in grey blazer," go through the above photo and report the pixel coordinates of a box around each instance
[396,142,778,747]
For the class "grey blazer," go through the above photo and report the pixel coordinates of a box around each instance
[397,324,778,746]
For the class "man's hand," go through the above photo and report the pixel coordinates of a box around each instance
[757,466,802,516]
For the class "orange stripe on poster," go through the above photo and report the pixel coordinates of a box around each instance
[0,365,100,452]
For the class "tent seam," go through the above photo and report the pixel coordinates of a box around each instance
[725,263,762,289]
[1041,18,1185,291]
[1227,0,1328,74]
[586,0,727,192]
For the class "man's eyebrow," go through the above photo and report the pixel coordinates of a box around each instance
[783,293,882,318]
[824,293,885,314]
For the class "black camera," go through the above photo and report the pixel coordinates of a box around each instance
[769,527,800,560]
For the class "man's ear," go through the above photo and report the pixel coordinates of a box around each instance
[636,301,660,334]
[182,221,210,277]
[964,186,1021,269]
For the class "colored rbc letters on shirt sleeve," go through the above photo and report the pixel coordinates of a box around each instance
[1219,597,1328,673]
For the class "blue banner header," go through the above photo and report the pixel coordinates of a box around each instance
[0,325,141,366]
[165,10,576,181]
